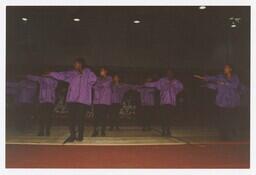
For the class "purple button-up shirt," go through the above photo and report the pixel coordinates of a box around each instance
[9,80,38,104]
[145,77,183,106]
[49,68,97,105]
[111,83,135,104]
[136,87,155,106]
[205,74,240,108]
[27,75,58,104]
[93,76,112,105]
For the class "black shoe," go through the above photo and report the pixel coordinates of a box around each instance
[64,135,76,143]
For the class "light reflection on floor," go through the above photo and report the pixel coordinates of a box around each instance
[6,126,226,145]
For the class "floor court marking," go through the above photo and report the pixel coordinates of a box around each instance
[6,127,248,146]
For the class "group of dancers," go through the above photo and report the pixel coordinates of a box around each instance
[8,57,244,142]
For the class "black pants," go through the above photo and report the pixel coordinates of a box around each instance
[38,103,54,136]
[109,104,121,129]
[159,105,175,135]
[16,103,33,131]
[94,104,109,133]
[218,107,239,140]
[68,103,88,139]
[140,106,154,130]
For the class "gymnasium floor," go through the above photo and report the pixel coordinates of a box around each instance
[6,126,250,168]
[6,126,228,145]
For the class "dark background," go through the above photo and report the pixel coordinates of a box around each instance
[6,6,250,82]
[6,6,250,129]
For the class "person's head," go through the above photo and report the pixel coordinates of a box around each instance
[100,67,108,77]
[223,64,233,76]
[113,74,120,83]
[166,68,174,80]
[73,57,86,71]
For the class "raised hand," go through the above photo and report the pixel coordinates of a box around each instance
[193,75,205,80]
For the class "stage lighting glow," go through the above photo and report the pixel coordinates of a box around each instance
[21,17,28,21]
[73,18,80,22]
[133,20,141,24]
[199,6,206,10]
[231,24,237,28]
[229,17,241,28]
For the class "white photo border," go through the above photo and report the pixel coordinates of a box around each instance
[0,0,255,175]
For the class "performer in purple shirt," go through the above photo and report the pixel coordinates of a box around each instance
[48,58,97,142]
[145,69,183,136]
[92,67,112,137]
[7,79,38,131]
[137,86,156,131]
[27,70,58,136]
[15,80,38,104]
[194,64,241,140]
[109,74,133,131]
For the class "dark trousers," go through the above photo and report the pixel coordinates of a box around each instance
[16,103,33,131]
[38,103,54,136]
[140,106,154,130]
[159,105,175,135]
[218,107,239,140]
[109,103,121,129]
[94,104,109,133]
[68,103,88,139]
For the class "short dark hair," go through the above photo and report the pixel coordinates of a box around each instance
[100,67,109,74]
[112,73,121,79]
[74,57,86,68]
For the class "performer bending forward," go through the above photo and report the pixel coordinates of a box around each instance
[92,67,112,137]
[48,58,97,142]
[145,68,183,136]
[194,64,241,140]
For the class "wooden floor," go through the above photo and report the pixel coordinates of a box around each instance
[6,126,225,145]
[6,126,249,168]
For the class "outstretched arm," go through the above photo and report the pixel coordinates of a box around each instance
[193,74,206,80]
[48,71,74,82]
[194,74,221,89]
[194,74,221,83]
[94,77,112,89]
[144,80,160,90]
